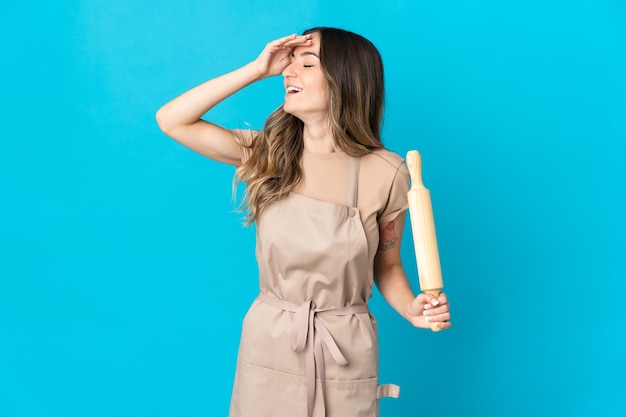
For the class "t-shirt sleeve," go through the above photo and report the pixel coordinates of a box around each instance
[379,162,410,225]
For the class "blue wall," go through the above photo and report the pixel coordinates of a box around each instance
[1,1,624,416]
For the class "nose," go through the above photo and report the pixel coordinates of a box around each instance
[282,60,296,78]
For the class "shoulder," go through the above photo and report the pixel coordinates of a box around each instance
[362,148,409,180]
[359,148,410,196]
[365,148,406,169]
[358,148,410,224]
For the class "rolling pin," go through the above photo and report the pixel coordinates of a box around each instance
[406,150,444,332]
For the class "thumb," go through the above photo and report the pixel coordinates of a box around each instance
[408,293,432,316]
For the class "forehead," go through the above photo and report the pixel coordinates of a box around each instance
[293,32,321,57]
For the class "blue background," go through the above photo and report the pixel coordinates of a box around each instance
[1,1,625,416]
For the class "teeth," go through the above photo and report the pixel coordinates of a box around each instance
[287,86,302,93]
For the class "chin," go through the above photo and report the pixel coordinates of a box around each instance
[282,103,299,118]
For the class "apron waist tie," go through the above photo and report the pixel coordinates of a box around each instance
[257,293,370,417]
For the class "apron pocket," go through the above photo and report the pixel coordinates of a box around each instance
[230,356,398,417]
[323,376,380,416]
[229,356,306,417]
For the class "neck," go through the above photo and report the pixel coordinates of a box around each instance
[303,122,335,153]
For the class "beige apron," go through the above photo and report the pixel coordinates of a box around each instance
[229,156,399,417]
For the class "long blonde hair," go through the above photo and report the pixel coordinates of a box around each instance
[236,27,385,224]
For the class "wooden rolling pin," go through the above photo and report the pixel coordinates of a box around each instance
[406,150,444,332]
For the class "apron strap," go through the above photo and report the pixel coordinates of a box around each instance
[347,156,361,207]
[257,293,370,417]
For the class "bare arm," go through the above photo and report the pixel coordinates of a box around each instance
[156,63,262,165]
[374,212,451,330]
[155,33,313,165]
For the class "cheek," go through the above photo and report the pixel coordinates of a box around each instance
[319,88,329,105]
[317,79,330,104]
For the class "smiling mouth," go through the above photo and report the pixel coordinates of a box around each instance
[286,86,302,94]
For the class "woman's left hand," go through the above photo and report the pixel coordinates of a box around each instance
[407,292,451,330]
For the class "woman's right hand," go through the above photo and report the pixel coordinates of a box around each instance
[156,33,313,165]
[253,33,313,78]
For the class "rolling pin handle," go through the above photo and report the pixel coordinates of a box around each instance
[406,150,423,188]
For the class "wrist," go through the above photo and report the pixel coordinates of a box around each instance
[401,295,418,322]
[245,60,268,81]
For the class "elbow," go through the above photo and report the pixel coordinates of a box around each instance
[155,107,172,134]
[155,105,184,136]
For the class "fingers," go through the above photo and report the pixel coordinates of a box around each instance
[408,293,430,316]
[409,292,451,330]
[423,307,451,325]
[433,320,452,330]
[410,292,446,312]
[424,292,447,308]
[423,295,451,329]
[268,33,312,50]
[255,33,312,78]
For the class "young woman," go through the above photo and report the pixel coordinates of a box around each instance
[156,27,451,417]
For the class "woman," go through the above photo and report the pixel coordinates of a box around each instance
[156,27,451,417]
